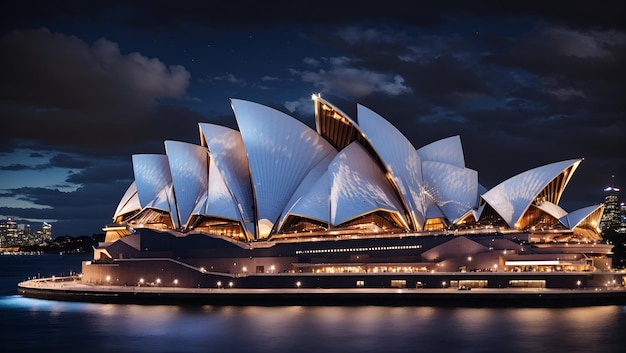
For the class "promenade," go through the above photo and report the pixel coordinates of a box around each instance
[17,276,626,307]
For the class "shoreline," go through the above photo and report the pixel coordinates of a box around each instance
[17,277,626,307]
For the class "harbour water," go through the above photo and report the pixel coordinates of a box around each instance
[1,254,626,353]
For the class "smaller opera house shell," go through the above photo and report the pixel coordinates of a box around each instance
[84,95,616,290]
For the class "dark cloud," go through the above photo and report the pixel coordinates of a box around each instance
[48,154,92,169]
[0,163,33,171]
[0,28,205,158]
[0,153,92,170]
[1,0,624,237]
[0,29,189,112]
[483,27,626,83]
[66,161,132,185]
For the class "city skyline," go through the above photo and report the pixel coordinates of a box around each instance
[1,1,624,236]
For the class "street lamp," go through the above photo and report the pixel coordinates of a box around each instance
[228,281,234,288]
[442,281,446,288]
[296,281,301,288]
[576,280,581,289]
[156,278,161,286]
[217,281,222,288]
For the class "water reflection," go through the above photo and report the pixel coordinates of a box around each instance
[1,296,625,353]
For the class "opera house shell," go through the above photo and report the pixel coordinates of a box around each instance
[109,95,603,243]
[81,95,619,291]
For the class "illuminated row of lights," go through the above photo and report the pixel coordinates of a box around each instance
[216,281,234,288]
[134,277,178,285]
[215,281,302,288]
[295,244,422,255]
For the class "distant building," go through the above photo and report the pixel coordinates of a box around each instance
[0,218,53,248]
[42,222,52,238]
[617,202,626,233]
[600,177,622,233]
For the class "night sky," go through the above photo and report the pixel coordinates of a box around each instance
[1,1,624,237]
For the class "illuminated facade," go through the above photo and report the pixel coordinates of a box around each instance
[107,95,603,243]
[600,178,622,232]
[83,96,620,290]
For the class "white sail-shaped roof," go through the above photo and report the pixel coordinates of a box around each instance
[424,194,446,219]
[329,142,407,227]
[417,135,465,168]
[560,204,604,229]
[132,154,172,209]
[533,200,568,220]
[205,157,243,222]
[110,97,599,240]
[198,123,255,232]
[231,99,336,238]
[356,104,425,230]
[422,161,479,223]
[283,170,331,225]
[164,141,209,229]
[481,159,581,228]
[113,181,140,219]
[277,153,335,230]
[144,184,179,228]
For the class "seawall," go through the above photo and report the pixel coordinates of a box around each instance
[17,277,626,307]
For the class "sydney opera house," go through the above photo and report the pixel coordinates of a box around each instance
[78,95,623,291]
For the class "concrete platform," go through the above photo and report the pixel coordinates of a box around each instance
[17,277,626,307]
